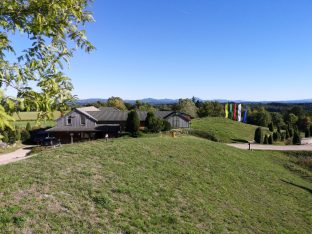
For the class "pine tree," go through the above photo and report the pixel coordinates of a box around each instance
[305,128,311,138]
[254,127,263,144]
[268,134,273,144]
[292,130,301,145]
[26,122,32,132]
[126,111,140,136]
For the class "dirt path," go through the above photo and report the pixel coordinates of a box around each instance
[0,146,35,166]
[228,143,312,151]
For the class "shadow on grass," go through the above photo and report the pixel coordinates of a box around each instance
[231,139,249,143]
[281,179,312,195]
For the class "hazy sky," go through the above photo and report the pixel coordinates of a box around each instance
[10,0,312,100]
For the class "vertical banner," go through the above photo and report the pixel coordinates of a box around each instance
[233,103,237,121]
[229,103,233,119]
[225,103,229,118]
[243,108,248,123]
[237,104,242,122]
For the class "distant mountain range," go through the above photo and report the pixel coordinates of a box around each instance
[75,98,312,105]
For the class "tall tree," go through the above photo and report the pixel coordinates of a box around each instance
[177,99,198,118]
[107,97,127,110]
[0,0,95,131]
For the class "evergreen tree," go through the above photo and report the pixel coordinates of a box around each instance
[292,130,301,145]
[305,128,311,138]
[26,122,32,132]
[268,134,273,144]
[254,127,263,144]
[126,111,140,136]
[273,132,278,142]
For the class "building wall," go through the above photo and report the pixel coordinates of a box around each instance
[56,110,96,128]
[166,115,190,128]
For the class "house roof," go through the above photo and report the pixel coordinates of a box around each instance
[99,107,121,112]
[86,110,176,122]
[77,106,100,112]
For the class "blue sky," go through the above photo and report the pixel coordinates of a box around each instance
[9,0,312,100]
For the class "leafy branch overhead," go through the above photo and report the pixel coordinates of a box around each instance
[0,0,95,128]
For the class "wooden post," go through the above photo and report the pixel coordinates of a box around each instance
[248,142,251,150]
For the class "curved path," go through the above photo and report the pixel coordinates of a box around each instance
[0,146,35,166]
[228,143,312,151]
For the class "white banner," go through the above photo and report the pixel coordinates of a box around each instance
[237,104,242,122]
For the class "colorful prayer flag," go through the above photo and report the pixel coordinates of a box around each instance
[225,103,229,118]
[233,103,237,121]
[238,104,242,122]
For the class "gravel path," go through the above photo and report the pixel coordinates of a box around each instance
[0,146,35,166]
[228,143,312,151]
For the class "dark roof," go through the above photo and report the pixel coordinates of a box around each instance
[99,107,121,112]
[46,124,120,132]
[86,110,175,122]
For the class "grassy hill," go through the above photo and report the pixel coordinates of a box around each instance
[0,136,311,233]
[12,111,60,128]
[191,117,261,143]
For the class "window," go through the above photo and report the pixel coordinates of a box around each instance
[80,115,86,125]
[66,116,72,125]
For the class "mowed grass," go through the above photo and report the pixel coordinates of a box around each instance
[192,117,260,143]
[14,120,56,128]
[0,136,311,233]
[12,111,62,121]
[11,111,60,128]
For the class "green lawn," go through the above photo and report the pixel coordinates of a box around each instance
[12,111,62,121]
[0,136,311,233]
[191,117,262,143]
[14,120,56,129]
[10,111,59,128]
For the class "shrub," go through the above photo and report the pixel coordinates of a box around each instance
[254,127,263,144]
[273,132,278,142]
[26,122,32,131]
[268,123,274,132]
[1,131,9,143]
[292,130,301,145]
[126,110,140,136]
[14,128,21,142]
[305,128,311,138]
[145,112,163,133]
[263,135,269,144]
[21,130,31,143]
[162,120,172,131]
[268,134,273,144]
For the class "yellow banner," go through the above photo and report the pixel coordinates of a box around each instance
[225,103,229,118]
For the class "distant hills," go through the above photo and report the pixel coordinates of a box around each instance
[75,98,312,105]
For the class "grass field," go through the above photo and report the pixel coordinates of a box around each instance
[14,120,56,128]
[11,111,60,128]
[12,111,62,121]
[0,136,311,233]
[191,117,262,143]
